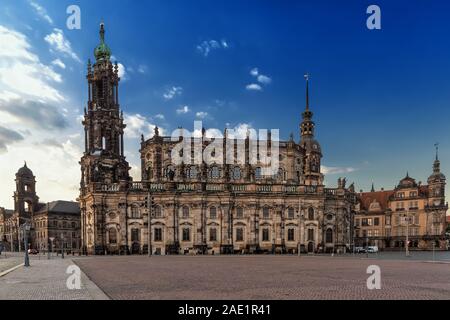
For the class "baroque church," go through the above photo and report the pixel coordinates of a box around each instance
[78,23,358,255]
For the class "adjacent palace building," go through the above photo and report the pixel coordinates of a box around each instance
[0,163,81,253]
[1,24,448,254]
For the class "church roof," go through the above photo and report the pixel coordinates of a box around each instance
[36,201,80,215]
[16,162,33,177]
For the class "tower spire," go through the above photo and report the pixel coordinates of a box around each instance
[435,142,439,161]
[304,73,310,111]
[300,73,315,138]
[371,181,375,192]
[100,21,105,43]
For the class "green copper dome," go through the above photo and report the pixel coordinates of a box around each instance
[94,23,111,61]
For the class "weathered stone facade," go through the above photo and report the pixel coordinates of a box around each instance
[78,24,358,255]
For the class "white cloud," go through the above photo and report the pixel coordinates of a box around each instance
[0,25,83,208]
[163,86,183,100]
[0,25,64,102]
[322,166,357,175]
[246,84,263,91]
[117,63,126,79]
[29,1,53,25]
[196,39,229,57]
[124,114,147,138]
[155,114,165,120]
[51,58,66,69]
[257,75,272,84]
[195,111,208,119]
[248,67,272,88]
[226,123,254,139]
[137,64,148,74]
[176,105,190,114]
[124,113,164,139]
[44,28,81,62]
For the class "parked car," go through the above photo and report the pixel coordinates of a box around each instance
[367,246,379,253]
[28,249,39,255]
[355,247,366,253]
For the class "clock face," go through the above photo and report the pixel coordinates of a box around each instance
[434,200,440,206]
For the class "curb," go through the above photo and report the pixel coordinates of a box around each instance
[0,263,24,278]
[72,260,111,300]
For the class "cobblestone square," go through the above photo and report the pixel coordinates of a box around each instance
[73,255,450,300]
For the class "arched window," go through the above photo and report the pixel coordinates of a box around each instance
[308,207,315,220]
[263,207,270,219]
[108,229,117,244]
[210,207,217,219]
[236,207,244,219]
[154,205,162,218]
[255,167,262,180]
[231,167,241,180]
[209,166,220,179]
[276,168,285,180]
[166,165,175,181]
[326,228,333,244]
[182,206,189,218]
[288,208,295,219]
[187,166,198,179]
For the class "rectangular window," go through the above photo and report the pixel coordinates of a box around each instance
[355,219,360,227]
[374,218,380,226]
[131,207,140,218]
[288,208,295,219]
[386,216,391,225]
[182,228,190,242]
[263,207,270,219]
[236,228,244,242]
[262,228,270,242]
[236,207,244,219]
[374,230,379,237]
[131,229,139,242]
[154,228,163,242]
[209,228,217,242]
[287,229,295,242]
[308,229,314,241]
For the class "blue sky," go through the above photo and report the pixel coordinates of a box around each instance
[0,0,449,208]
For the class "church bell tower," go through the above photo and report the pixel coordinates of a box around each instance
[80,23,130,193]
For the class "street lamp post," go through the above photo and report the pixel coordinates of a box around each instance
[147,191,153,257]
[23,222,30,267]
[49,237,55,259]
[404,211,410,257]
[61,234,65,259]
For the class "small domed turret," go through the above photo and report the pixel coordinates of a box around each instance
[16,162,33,178]
[94,23,111,61]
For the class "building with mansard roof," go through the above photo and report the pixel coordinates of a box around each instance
[354,154,448,250]
[79,23,358,255]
